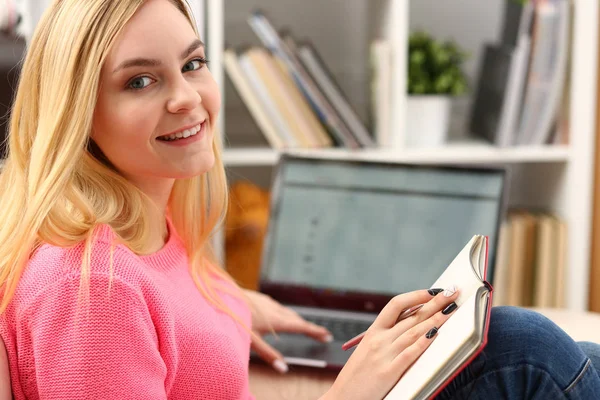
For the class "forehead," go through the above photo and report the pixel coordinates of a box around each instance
[105,0,197,65]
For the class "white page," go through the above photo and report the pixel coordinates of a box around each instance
[383,235,487,399]
[384,292,480,399]
[429,235,485,307]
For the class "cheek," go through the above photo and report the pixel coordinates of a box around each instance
[92,95,157,163]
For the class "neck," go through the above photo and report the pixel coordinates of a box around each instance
[133,178,175,253]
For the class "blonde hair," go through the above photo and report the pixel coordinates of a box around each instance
[0,0,245,326]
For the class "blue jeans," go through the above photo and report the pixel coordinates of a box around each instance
[435,306,600,399]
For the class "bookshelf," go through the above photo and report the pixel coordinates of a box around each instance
[207,0,599,312]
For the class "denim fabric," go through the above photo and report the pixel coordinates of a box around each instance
[435,306,600,399]
[578,341,600,377]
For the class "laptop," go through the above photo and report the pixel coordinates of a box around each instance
[255,153,507,370]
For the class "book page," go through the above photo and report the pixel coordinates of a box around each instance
[384,291,481,399]
[429,235,485,307]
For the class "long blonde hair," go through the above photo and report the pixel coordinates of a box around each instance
[0,0,243,324]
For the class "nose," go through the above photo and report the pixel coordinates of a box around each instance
[166,76,201,113]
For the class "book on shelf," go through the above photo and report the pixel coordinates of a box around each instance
[291,38,375,148]
[237,48,302,148]
[470,0,571,147]
[223,10,375,150]
[385,235,493,399]
[223,48,287,149]
[492,208,567,308]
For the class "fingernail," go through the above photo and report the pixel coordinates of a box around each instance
[428,288,444,296]
[426,327,438,339]
[442,302,457,315]
[443,285,457,297]
[324,334,334,343]
[273,359,288,374]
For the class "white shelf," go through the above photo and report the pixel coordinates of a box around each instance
[223,144,571,166]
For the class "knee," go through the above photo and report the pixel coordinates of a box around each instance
[437,307,596,398]
[488,306,570,350]
[578,341,600,371]
[484,306,586,371]
[489,306,560,339]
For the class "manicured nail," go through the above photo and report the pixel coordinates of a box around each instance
[442,302,457,315]
[426,327,438,339]
[428,288,444,296]
[273,359,288,374]
[323,334,334,343]
[443,285,457,297]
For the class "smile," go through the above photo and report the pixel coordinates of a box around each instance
[157,122,203,141]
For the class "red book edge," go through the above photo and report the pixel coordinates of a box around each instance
[427,235,494,400]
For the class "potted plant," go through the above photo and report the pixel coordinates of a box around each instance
[407,31,468,147]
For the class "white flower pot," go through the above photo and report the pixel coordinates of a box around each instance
[406,96,451,148]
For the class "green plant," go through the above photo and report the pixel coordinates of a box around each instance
[408,31,469,96]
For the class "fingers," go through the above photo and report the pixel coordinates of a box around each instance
[389,287,458,339]
[278,309,333,343]
[390,290,459,353]
[409,285,458,325]
[390,325,440,376]
[297,322,333,343]
[372,289,441,329]
[250,334,289,374]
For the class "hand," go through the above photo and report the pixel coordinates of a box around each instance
[242,289,333,373]
[322,287,459,400]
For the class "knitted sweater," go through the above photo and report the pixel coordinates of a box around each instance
[0,220,255,399]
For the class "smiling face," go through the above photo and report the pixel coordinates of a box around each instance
[92,0,220,193]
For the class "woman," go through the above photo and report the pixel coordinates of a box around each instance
[0,0,598,398]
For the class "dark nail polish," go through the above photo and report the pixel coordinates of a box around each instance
[442,302,458,315]
[428,288,444,296]
[426,327,438,339]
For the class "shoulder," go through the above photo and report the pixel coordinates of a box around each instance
[11,225,155,314]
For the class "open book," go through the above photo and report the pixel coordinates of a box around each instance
[384,235,493,400]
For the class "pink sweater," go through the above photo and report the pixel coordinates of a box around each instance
[0,220,255,399]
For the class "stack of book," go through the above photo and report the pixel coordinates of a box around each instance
[470,0,572,147]
[492,209,568,308]
[224,10,375,150]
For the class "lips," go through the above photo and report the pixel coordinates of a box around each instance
[157,121,205,141]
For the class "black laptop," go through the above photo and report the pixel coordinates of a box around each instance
[255,153,507,370]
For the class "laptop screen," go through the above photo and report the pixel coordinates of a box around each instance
[260,155,506,311]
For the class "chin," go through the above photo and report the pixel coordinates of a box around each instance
[171,153,216,179]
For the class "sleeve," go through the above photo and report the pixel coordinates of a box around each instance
[21,273,168,400]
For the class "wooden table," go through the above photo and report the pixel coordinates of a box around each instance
[249,362,338,400]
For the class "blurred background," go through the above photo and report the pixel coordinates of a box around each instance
[2,0,600,314]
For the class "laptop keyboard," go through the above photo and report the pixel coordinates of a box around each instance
[303,316,373,342]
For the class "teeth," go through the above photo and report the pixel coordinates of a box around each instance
[159,123,202,141]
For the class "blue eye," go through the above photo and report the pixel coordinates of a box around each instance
[182,58,208,72]
[127,76,153,90]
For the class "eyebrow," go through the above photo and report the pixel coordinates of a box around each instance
[112,39,205,73]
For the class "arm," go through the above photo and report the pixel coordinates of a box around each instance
[0,336,10,400]
[22,273,167,399]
